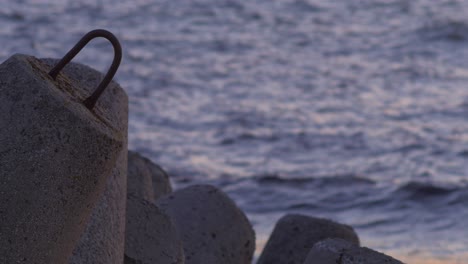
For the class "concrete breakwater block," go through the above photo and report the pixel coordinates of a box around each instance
[38,59,130,264]
[0,54,126,263]
[257,214,360,264]
[157,185,255,264]
[72,149,170,264]
[124,194,184,264]
[68,152,127,264]
[128,150,172,203]
[303,238,404,264]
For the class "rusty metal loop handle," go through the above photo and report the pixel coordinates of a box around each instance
[49,29,122,110]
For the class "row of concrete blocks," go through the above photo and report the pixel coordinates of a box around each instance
[118,151,407,264]
[124,151,406,264]
[257,214,405,264]
[122,151,256,264]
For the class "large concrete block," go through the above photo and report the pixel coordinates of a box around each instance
[0,54,126,263]
[128,150,172,203]
[157,185,255,264]
[303,238,404,264]
[124,194,184,264]
[257,214,360,264]
[40,59,130,264]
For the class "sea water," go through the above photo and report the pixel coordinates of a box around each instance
[1,0,467,263]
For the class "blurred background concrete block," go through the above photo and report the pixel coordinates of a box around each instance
[127,150,172,203]
[303,238,404,264]
[157,185,255,264]
[124,194,184,264]
[257,214,360,264]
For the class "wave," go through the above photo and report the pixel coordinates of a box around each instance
[393,181,467,205]
[219,132,279,145]
[255,173,375,187]
[397,181,457,196]
[0,10,24,21]
[252,175,467,206]
[417,19,468,42]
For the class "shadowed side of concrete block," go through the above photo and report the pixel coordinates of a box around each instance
[0,55,125,264]
[38,59,129,264]
[257,214,360,264]
[68,150,128,264]
[157,185,255,264]
[128,150,172,203]
[124,194,184,264]
[303,238,404,264]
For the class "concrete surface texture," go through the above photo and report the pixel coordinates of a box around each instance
[257,214,360,264]
[124,194,184,264]
[0,54,126,263]
[157,185,255,264]
[127,150,172,203]
[303,238,404,264]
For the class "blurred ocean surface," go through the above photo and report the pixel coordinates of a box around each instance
[1,0,468,262]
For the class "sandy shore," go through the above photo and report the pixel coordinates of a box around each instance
[391,253,467,264]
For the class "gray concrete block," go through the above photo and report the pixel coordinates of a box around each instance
[45,57,129,264]
[0,54,126,264]
[157,185,255,264]
[39,59,130,264]
[303,238,404,264]
[128,150,172,203]
[124,194,184,264]
[257,214,360,264]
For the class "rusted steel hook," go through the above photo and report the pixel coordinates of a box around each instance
[49,29,122,110]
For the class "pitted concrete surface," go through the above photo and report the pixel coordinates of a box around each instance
[303,238,404,264]
[125,194,184,264]
[157,185,255,264]
[257,214,360,264]
[0,54,126,264]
